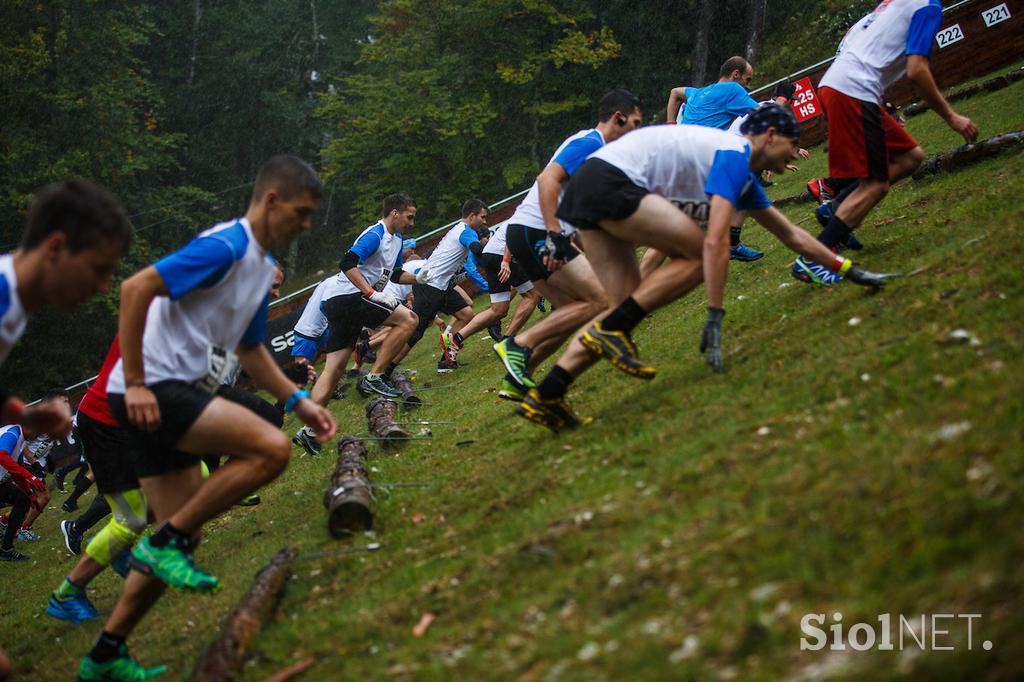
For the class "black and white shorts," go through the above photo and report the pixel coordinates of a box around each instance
[480,253,534,303]
[506,224,581,282]
[408,283,469,346]
[322,292,394,353]
[555,158,649,231]
[78,409,139,495]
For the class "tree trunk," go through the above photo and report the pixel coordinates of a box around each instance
[187,0,202,87]
[746,0,767,64]
[691,0,715,84]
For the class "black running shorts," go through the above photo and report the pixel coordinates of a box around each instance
[506,224,580,282]
[480,253,530,294]
[322,292,393,353]
[77,410,139,495]
[556,157,649,231]
[408,283,469,346]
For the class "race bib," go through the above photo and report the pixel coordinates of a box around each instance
[199,346,240,393]
[372,268,392,292]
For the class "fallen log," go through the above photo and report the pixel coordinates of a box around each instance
[904,67,1024,118]
[189,548,296,682]
[390,370,421,407]
[365,397,410,445]
[323,436,374,536]
[913,131,1024,180]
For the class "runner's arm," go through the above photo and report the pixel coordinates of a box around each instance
[703,195,735,310]
[666,86,688,123]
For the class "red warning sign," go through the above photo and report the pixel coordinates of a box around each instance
[791,77,822,122]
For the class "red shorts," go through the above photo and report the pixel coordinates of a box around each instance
[820,86,919,181]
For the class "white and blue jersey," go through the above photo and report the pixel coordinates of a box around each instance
[291,278,331,360]
[421,222,480,291]
[482,221,510,256]
[0,424,26,478]
[107,217,275,392]
[820,0,943,103]
[590,125,771,225]
[0,254,27,367]
[324,221,404,300]
[679,82,759,128]
[509,128,606,236]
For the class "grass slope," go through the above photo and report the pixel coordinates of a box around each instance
[2,76,1022,682]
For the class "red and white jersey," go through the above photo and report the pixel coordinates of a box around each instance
[820,0,943,103]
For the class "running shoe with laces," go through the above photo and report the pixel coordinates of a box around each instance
[131,535,220,593]
[486,321,503,342]
[78,644,167,682]
[813,202,864,250]
[358,374,402,398]
[439,330,454,362]
[806,178,835,204]
[791,256,843,285]
[493,337,536,388]
[292,427,322,456]
[498,375,526,402]
[437,357,459,374]
[729,242,764,262]
[18,527,40,541]
[0,546,29,561]
[515,389,588,434]
[62,519,83,555]
[579,322,656,379]
[536,297,547,312]
[47,591,98,624]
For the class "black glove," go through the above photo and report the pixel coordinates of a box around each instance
[700,307,725,373]
[773,81,797,102]
[845,265,898,289]
[535,231,573,263]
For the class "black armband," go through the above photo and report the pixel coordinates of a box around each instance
[390,267,404,283]
[339,250,361,272]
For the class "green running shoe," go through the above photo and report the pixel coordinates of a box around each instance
[78,644,167,681]
[579,322,656,380]
[493,337,536,388]
[497,375,526,402]
[131,536,220,593]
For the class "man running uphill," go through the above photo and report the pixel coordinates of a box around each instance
[77,155,336,681]
[520,104,895,432]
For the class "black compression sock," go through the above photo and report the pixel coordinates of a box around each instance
[149,522,189,549]
[90,631,126,663]
[453,332,465,347]
[730,226,742,247]
[600,297,647,334]
[536,366,574,401]
[816,214,853,250]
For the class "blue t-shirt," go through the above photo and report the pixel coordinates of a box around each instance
[680,82,759,129]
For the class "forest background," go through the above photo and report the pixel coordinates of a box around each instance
[0,0,875,396]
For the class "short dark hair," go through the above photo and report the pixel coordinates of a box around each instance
[42,388,69,402]
[598,89,642,122]
[719,56,750,79]
[252,155,323,203]
[21,180,131,253]
[382,193,416,217]
[461,198,487,217]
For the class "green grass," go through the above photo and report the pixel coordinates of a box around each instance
[3,73,1023,681]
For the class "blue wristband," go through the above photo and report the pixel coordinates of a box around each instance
[284,389,310,413]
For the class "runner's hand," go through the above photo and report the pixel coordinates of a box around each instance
[498,260,511,283]
[846,265,898,289]
[947,113,978,143]
[368,289,400,310]
[415,267,431,285]
[700,307,725,373]
[125,385,161,431]
[295,399,336,443]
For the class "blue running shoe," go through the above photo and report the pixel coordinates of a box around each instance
[18,528,40,542]
[791,256,842,285]
[814,202,833,227]
[730,242,764,262]
[47,592,98,624]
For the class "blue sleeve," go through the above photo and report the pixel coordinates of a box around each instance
[906,4,942,56]
[737,173,772,211]
[727,84,759,118]
[458,227,480,249]
[704,149,757,208]
[240,295,270,346]
[154,236,238,301]
[350,228,383,262]
[552,135,604,176]
[465,252,488,291]
[0,429,19,455]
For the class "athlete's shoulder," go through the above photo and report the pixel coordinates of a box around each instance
[198,219,251,260]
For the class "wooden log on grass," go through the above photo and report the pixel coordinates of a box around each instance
[390,370,421,407]
[913,131,1024,180]
[323,436,374,536]
[189,548,296,682]
[365,397,410,444]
